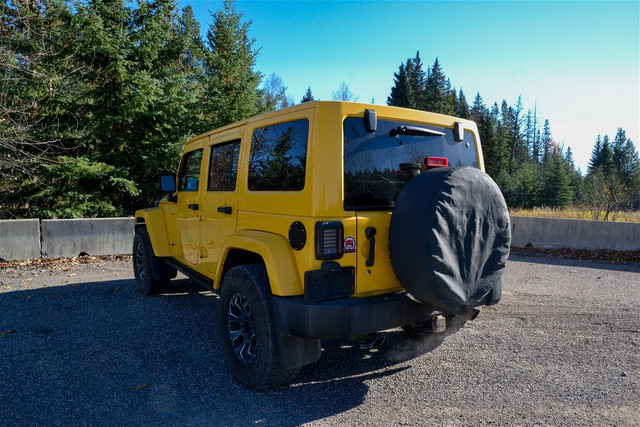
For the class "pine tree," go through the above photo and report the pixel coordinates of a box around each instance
[565,147,575,169]
[523,111,533,158]
[564,147,583,203]
[447,87,458,117]
[301,86,314,103]
[586,134,615,176]
[529,104,542,165]
[456,89,470,119]
[1,0,84,216]
[540,153,574,208]
[425,58,452,114]
[75,0,133,159]
[174,4,208,125]
[387,61,410,107]
[600,135,615,176]
[612,128,640,188]
[588,134,603,173]
[512,161,541,208]
[474,96,509,179]
[203,0,262,129]
[503,97,527,172]
[470,92,485,124]
[124,0,209,209]
[407,51,427,110]
[541,119,553,165]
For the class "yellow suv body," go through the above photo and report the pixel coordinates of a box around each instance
[133,101,511,390]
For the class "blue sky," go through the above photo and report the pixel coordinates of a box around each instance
[179,0,639,172]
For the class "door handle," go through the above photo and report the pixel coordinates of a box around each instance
[365,227,376,267]
[188,203,199,211]
[217,206,232,215]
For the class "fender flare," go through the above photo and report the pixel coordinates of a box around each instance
[216,230,302,296]
[134,208,171,257]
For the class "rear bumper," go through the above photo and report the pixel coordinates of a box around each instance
[273,280,501,341]
[273,291,440,341]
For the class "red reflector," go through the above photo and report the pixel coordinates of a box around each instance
[425,157,449,168]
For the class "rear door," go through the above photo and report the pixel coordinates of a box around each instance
[343,114,480,296]
[199,134,242,275]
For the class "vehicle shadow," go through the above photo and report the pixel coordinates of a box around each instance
[0,277,449,425]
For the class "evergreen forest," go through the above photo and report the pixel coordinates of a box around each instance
[2,0,639,219]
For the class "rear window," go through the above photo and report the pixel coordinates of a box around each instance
[344,117,478,210]
[248,119,309,191]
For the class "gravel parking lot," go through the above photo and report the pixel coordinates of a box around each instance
[1,255,638,426]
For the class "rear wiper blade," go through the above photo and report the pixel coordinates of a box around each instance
[389,125,445,137]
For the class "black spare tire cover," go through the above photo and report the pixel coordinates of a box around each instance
[389,167,511,312]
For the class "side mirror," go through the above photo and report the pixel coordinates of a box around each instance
[159,174,176,193]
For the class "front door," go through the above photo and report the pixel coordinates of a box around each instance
[176,148,203,266]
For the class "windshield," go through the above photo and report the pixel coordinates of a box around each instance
[344,117,478,210]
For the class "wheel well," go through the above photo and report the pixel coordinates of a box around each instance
[221,249,264,285]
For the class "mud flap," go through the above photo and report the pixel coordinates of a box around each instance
[273,305,321,369]
[278,334,322,369]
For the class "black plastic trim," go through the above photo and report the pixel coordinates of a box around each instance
[273,291,443,341]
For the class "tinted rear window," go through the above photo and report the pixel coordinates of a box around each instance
[344,117,478,210]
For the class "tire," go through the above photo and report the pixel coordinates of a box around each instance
[132,227,175,295]
[219,264,300,390]
[389,167,511,312]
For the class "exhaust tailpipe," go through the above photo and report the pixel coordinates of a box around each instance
[358,333,386,349]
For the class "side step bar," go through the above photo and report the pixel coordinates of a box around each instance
[163,259,216,292]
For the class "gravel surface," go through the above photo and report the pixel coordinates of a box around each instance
[1,255,638,426]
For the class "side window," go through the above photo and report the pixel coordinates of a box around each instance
[248,119,309,191]
[208,140,240,191]
[178,149,203,191]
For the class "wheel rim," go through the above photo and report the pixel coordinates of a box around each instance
[135,240,147,281]
[227,292,256,365]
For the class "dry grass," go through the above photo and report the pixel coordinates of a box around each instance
[510,207,640,223]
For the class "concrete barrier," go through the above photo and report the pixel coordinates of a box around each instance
[510,216,640,251]
[1,216,638,261]
[41,218,134,258]
[0,219,41,261]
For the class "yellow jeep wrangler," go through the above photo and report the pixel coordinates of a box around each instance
[133,101,511,390]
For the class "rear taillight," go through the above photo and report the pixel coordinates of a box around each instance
[315,222,344,260]
[425,156,449,168]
